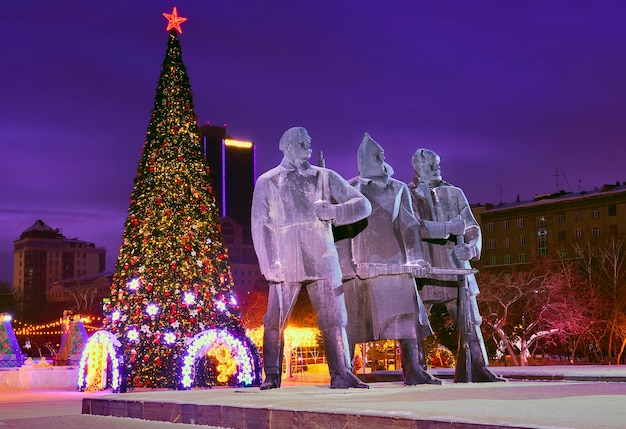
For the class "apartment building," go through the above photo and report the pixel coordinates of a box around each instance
[13,220,106,322]
[473,183,626,270]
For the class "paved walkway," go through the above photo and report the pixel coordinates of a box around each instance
[82,365,626,429]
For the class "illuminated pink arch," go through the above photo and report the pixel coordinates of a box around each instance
[180,328,261,389]
[77,330,123,392]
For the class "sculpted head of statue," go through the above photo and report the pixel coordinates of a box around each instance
[357,133,394,179]
[412,149,442,185]
[279,127,312,163]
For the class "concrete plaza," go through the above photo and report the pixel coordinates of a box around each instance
[77,365,626,429]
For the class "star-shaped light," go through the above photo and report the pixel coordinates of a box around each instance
[163,7,187,34]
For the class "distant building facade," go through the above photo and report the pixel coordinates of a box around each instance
[197,124,256,243]
[47,272,113,319]
[13,220,106,322]
[220,216,266,294]
[473,183,626,270]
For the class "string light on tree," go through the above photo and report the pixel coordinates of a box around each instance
[79,8,260,390]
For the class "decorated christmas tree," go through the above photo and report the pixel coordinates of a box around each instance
[56,311,88,365]
[0,314,25,368]
[88,8,260,390]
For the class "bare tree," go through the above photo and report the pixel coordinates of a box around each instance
[67,285,102,314]
[238,289,268,329]
[575,237,626,364]
[478,260,596,366]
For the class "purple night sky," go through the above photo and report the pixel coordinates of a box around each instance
[2,1,626,284]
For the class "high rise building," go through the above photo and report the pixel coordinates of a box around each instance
[13,220,106,322]
[197,124,256,243]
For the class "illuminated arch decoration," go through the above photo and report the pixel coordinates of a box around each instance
[180,328,261,389]
[77,330,123,392]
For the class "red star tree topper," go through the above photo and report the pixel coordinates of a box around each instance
[163,7,187,33]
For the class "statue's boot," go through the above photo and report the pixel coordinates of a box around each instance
[400,338,442,385]
[469,334,506,383]
[260,329,283,390]
[455,330,506,383]
[323,327,369,389]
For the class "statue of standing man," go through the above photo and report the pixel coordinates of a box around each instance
[408,148,505,382]
[338,134,440,385]
[251,127,371,390]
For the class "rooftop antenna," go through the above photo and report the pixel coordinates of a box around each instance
[497,184,506,205]
[555,168,572,193]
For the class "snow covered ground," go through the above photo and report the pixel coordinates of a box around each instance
[2,365,626,429]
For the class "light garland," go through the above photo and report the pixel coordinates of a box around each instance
[78,330,122,392]
[180,328,260,388]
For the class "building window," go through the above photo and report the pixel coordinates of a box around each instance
[558,213,565,223]
[519,253,527,263]
[592,227,600,238]
[518,236,526,246]
[487,222,494,232]
[536,216,546,227]
[490,256,497,265]
[537,229,548,256]
[608,205,617,216]
[503,237,510,248]
[517,218,524,228]
[575,229,583,239]
[592,208,600,219]
[575,248,583,258]
[560,249,568,259]
[574,211,582,221]
[502,220,510,231]
[489,239,496,249]
[504,255,512,264]
[558,231,566,242]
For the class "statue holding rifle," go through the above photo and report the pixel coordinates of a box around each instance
[337,133,442,385]
[408,148,505,382]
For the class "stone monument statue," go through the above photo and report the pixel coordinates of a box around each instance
[251,126,371,390]
[337,133,441,385]
[408,148,505,382]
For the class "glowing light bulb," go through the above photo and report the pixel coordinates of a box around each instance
[127,329,139,342]
[127,278,141,291]
[164,332,176,345]
[183,292,196,305]
[146,303,159,317]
